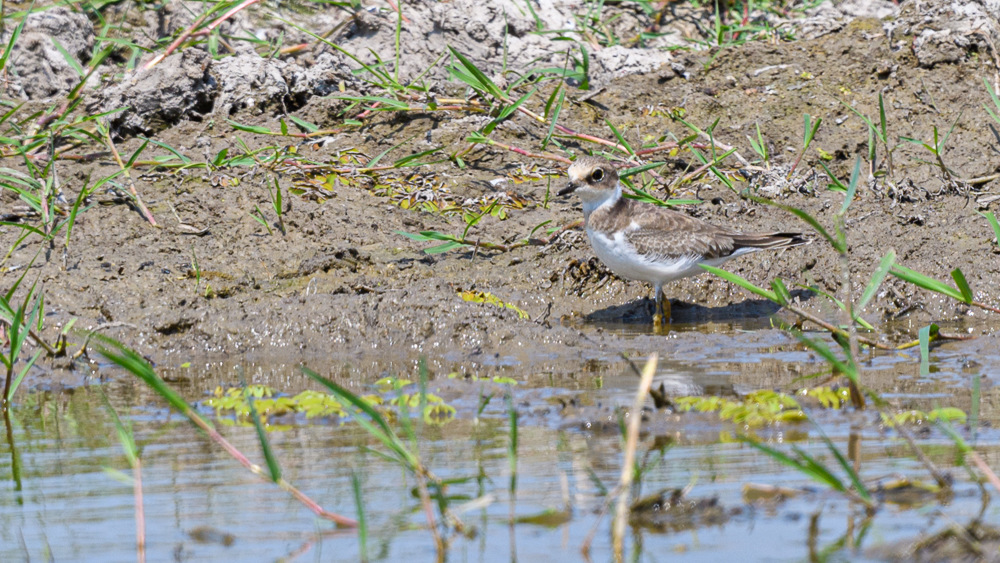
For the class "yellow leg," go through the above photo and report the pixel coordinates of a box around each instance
[652,285,669,327]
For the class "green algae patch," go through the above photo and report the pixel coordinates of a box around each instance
[204,383,455,428]
[674,387,967,428]
[881,408,967,427]
[674,390,812,426]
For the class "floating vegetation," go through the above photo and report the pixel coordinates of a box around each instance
[674,388,821,426]
[204,383,456,427]
[881,408,967,427]
[458,289,530,319]
[446,372,518,385]
[674,388,967,428]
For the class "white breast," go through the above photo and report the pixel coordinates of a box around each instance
[586,228,748,285]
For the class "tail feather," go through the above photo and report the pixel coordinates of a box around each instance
[732,232,810,250]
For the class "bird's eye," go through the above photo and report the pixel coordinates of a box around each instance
[591,168,605,182]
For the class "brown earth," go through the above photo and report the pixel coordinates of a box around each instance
[3,0,1000,388]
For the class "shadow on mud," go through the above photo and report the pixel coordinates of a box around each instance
[585,289,815,326]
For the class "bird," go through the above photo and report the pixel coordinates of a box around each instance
[558,156,808,326]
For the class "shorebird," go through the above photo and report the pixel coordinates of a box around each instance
[559,156,808,326]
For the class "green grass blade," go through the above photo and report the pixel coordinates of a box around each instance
[0,102,24,128]
[577,44,590,90]
[919,324,931,376]
[7,349,42,402]
[367,133,418,168]
[543,88,565,147]
[351,472,368,560]
[770,278,791,305]
[936,417,972,454]
[333,95,411,111]
[803,114,822,146]
[984,77,1000,125]
[890,264,964,302]
[401,230,461,242]
[604,119,634,155]
[543,83,561,119]
[840,157,861,215]
[811,426,872,503]
[797,282,875,331]
[940,114,960,150]
[125,139,150,169]
[621,179,700,207]
[492,86,537,123]
[244,386,282,483]
[0,12,27,72]
[899,136,930,149]
[506,391,518,495]
[227,120,273,135]
[788,329,856,381]
[448,46,505,100]
[288,115,319,133]
[878,93,888,140]
[0,221,46,239]
[300,366,417,467]
[951,269,973,303]
[301,366,392,437]
[741,436,841,492]
[4,291,32,381]
[0,253,36,306]
[790,445,847,493]
[392,147,443,168]
[424,241,465,254]
[748,195,842,252]
[139,137,192,164]
[700,264,779,302]
[619,162,665,178]
[278,18,394,88]
[395,230,437,242]
[981,211,1000,247]
[755,122,768,161]
[92,334,200,421]
[840,100,876,131]
[51,37,84,77]
[856,249,896,315]
[273,179,282,214]
[99,389,139,466]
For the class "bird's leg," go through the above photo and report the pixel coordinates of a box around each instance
[653,284,664,327]
[652,285,672,330]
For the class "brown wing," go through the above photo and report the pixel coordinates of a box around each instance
[622,203,739,261]
[621,202,808,261]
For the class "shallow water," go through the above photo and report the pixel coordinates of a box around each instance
[3,322,1000,562]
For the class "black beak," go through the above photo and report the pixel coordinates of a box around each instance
[558,181,579,196]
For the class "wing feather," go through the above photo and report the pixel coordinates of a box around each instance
[621,203,807,261]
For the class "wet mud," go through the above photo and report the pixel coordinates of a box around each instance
[1,0,999,389]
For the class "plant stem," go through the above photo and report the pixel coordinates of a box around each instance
[134,458,146,563]
[179,400,357,526]
[101,129,157,226]
[837,215,865,409]
[414,470,445,559]
[612,354,657,559]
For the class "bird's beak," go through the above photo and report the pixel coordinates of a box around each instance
[558,181,579,196]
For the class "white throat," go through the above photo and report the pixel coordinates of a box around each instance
[579,182,622,222]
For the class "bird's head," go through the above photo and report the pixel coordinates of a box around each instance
[559,157,620,202]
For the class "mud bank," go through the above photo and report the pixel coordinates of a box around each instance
[1,0,999,384]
